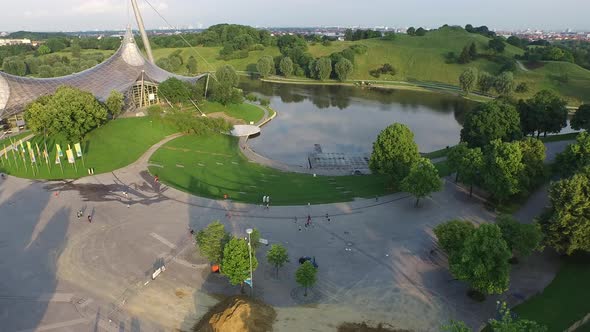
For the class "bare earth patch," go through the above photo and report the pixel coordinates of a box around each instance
[338,322,413,332]
[192,295,276,332]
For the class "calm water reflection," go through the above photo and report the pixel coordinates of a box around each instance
[240,79,475,166]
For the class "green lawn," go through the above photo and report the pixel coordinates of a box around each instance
[148,133,392,205]
[200,101,265,123]
[0,117,177,179]
[0,131,32,149]
[513,254,590,331]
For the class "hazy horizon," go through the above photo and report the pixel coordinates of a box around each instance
[1,0,589,32]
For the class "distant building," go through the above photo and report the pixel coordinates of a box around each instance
[0,38,32,46]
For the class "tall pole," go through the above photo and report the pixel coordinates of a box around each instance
[130,0,155,63]
[246,228,253,297]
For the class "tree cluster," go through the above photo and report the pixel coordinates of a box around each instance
[458,69,516,96]
[209,65,243,105]
[2,52,106,77]
[443,301,547,331]
[571,104,590,132]
[155,49,186,73]
[434,216,542,296]
[517,89,568,137]
[464,24,496,38]
[369,123,442,206]
[458,42,478,64]
[369,63,396,78]
[520,45,575,64]
[158,77,205,104]
[24,86,108,141]
[344,29,382,41]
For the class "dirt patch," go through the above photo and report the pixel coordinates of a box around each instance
[337,322,413,332]
[175,289,187,299]
[192,295,276,332]
[207,112,244,125]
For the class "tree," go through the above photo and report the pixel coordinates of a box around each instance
[315,57,332,80]
[24,86,107,141]
[105,90,124,118]
[196,221,229,264]
[434,220,475,256]
[267,244,289,278]
[369,123,420,186]
[540,167,590,255]
[477,71,495,94]
[468,42,477,59]
[489,302,548,332]
[277,56,292,77]
[450,224,512,295]
[295,261,317,296]
[407,27,416,36]
[221,237,259,292]
[441,321,471,332]
[401,157,443,207]
[71,38,81,59]
[458,46,471,64]
[334,58,353,81]
[415,27,427,36]
[460,101,522,148]
[488,38,506,53]
[257,55,275,77]
[459,68,477,94]
[447,143,484,196]
[482,140,524,202]
[36,44,51,56]
[572,104,590,131]
[526,90,568,137]
[158,77,191,103]
[518,138,546,191]
[156,58,173,72]
[212,65,240,105]
[494,71,514,95]
[186,56,198,74]
[555,132,590,177]
[496,215,543,259]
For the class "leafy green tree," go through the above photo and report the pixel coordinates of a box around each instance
[458,46,471,64]
[279,56,294,77]
[477,71,495,94]
[267,244,289,278]
[38,65,53,77]
[406,27,416,36]
[441,320,471,332]
[196,221,230,264]
[334,58,353,81]
[71,38,81,59]
[540,167,590,254]
[156,57,173,72]
[2,57,27,76]
[401,157,442,207]
[459,68,477,94]
[494,71,514,95]
[24,86,107,141]
[46,38,67,52]
[257,55,275,77]
[572,104,590,131]
[468,42,477,59]
[450,224,512,295]
[369,123,420,186]
[460,101,522,148]
[158,77,191,103]
[212,65,240,105]
[523,90,568,137]
[447,143,484,196]
[221,237,258,292]
[554,132,590,177]
[415,27,427,36]
[518,138,546,191]
[488,38,506,53]
[105,90,124,118]
[186,56,198,74]
[250,228,261,250]
[316,57,332,80]
[36,44,51,56]
[434,220,475,256]
[295,261,317,296]
[482,140,524,202]
[489,302,548,332]
[496,215,543,259]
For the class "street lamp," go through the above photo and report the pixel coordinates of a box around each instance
[246,228,253,297]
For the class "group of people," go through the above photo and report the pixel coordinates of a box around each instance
[262,195,271,209]
[297,213,331,231]
[76,209,92,223]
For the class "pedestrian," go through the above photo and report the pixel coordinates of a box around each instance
[88,215,92,223]
[325,213,329,219]
[124,191,129,199]
[298,226,302,232]
[154,175,159,183]
[307,214,311,223]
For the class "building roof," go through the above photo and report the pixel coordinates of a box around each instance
[0,28,205,119]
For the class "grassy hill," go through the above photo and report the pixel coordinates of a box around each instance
[152,27,590,105]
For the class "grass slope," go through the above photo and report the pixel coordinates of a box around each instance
[148,134,392,205]
[0,117,177,179]
[513,255,590,332]
[200,101,265,123]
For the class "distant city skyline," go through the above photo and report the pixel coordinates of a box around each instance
[0,0,589,32]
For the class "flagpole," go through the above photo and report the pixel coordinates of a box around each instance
[10,143,18,171]
[44,142,51,173]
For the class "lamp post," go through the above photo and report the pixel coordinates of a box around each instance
[246,228,253,297]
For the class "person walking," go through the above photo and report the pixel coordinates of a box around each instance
[88,215,92,223]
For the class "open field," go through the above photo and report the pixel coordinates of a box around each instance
[148,133,392,205]
[513,254,590,332]
[0,117,177,179]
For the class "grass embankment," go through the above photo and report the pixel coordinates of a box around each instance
[148,134,392,205]
[513,254,590,332]
[154,27,590,105]
[0,131,32,148]
[0,117,177,179]
[199,101,265,123]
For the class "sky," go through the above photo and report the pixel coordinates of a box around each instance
[1,0,589,32]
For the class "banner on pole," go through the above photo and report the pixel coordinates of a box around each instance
[55,151,61,164]
[74,143,82,158]
[29,148,36,163]
[43,149,49,164]
[66,149,75,164]
[19,140,25,153]
[56,144,63,157]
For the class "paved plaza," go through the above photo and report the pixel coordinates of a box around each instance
[0,139,570,332]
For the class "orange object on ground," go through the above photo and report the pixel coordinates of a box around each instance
[211,264,220,273]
